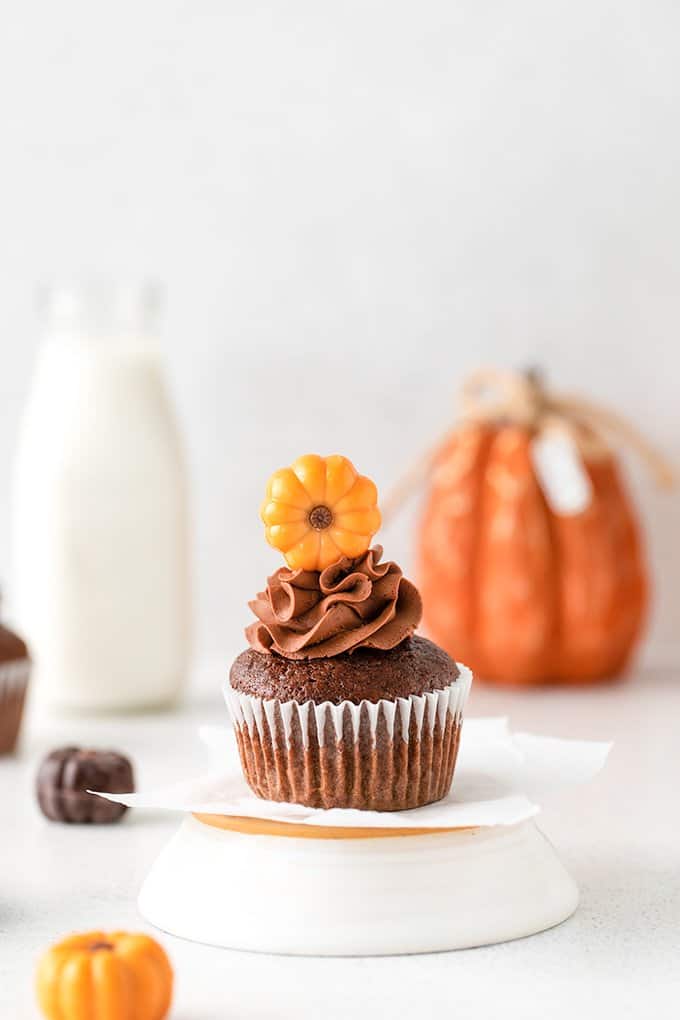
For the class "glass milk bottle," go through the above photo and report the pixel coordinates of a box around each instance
[12,283,191,711]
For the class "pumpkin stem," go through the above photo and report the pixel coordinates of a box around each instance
[524,365,544,392]
[308,505,333,530]
[89,941,114,952]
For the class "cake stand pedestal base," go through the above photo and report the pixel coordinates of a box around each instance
[138,814,578,955]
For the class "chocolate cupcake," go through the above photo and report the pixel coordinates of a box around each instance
[226,454,471,811]
[0,615,31,755]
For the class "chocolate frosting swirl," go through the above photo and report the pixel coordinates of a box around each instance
[246,546,422,659]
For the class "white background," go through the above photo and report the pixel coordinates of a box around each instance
[2,7,680,1013]
[1,0,679,666]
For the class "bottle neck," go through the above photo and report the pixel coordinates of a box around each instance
[39,281,162,350]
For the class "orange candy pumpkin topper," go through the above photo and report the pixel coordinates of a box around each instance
[37,931,173,1020]
[388,368,675,687]
[261,453,381,570]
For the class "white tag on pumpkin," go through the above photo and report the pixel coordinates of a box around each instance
[531,429,592,515]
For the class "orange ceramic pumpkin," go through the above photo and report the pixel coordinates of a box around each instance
[261,454,381,570]
[36,931,173,1020]
[418,424,648,685]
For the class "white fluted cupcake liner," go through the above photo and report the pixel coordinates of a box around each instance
[0,658,31,754]
[224,664,471,811]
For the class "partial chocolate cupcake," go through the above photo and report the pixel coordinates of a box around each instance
[226,454,471,811]
[0,614,31,755]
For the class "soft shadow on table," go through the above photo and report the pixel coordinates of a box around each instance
[123,808,180,829]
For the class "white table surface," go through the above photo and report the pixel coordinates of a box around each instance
[4,660,680,1019]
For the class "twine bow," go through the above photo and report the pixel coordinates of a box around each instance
[381,368,676,523]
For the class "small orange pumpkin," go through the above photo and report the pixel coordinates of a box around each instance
[36,931,173,1020]
[261,453,381,570]
[417,373,654,685]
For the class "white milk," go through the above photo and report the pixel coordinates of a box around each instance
[11,284,191,711]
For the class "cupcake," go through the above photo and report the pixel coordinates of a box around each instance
[226,454,471,811]
[0,612,31,755]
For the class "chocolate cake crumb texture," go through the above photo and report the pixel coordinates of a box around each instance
[230,635,459,705]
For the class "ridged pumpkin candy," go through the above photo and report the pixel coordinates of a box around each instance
[261,454,381,571]
[36,931,173,1020]
[416,372,661,685]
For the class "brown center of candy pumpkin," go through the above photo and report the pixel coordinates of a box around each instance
[308,505,333,530]
[89,941,114,952]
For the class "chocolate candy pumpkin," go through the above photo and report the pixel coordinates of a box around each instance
[261,454,381,570]
[36,747,134,823]
[414,370,672,686]
[36,931,173,1020]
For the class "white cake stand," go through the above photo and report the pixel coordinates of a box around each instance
[138,814,578,955]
